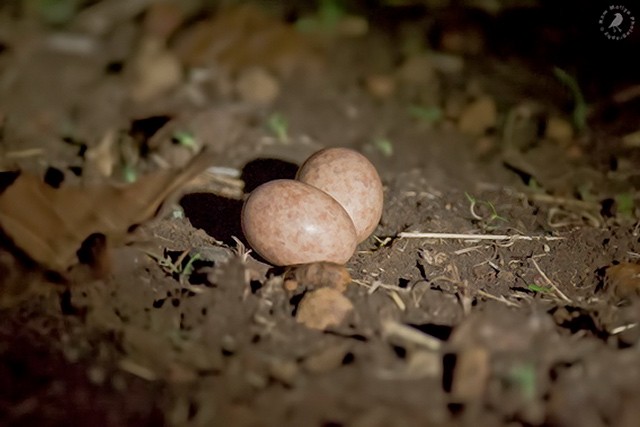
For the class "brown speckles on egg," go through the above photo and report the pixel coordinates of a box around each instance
[296,148,383,243]
[241,180,357,266]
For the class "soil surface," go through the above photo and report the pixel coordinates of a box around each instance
[1,1,640,426]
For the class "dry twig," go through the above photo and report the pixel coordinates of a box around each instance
[530,258,571,303]
[399,232,563,242]
[476,290,520,307]
[381,320,441,351]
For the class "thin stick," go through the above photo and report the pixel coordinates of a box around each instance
[398,232,564,241]
[613,84,640,104]
[388,291,406,311]
[454,245,484,255]
[530,258,571,303]
[381,320,441,351]
[610,323,638,335]
[526,193,599,210]
[353,279,410,295]
[5,148,44,158]
[477,290,520,307]
[118,359,157,381]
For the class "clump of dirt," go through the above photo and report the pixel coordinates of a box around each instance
[1,1,640,426]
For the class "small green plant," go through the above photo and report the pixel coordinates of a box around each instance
[527,177,541,191]
[408,105,443,124]
[171,206,185,219]
[29,0,80,26]
[146,250,201,284]
[180,253,201,280]
[507,363,537,402]
[465,192,507,229]
[172,130,198,151]
[121,163,138,183]
[118,136,140,183]
[373,235,392,248]
[296,0,346,33]
[553,67,587,132]
[266,113,289,144]
[372,137,394,157]
[576,182,597,202]
[527,284,552,294]
[615,193,635,219]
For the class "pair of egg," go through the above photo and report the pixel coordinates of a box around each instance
[241,148,383,266]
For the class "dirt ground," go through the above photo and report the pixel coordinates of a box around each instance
[1,1,640,426]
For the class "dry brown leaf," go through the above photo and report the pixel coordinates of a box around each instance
[0,150,215,274]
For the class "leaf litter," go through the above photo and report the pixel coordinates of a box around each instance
[0,149,215,275]
[1,2,640,427]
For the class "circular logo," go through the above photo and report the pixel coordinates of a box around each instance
[599,5,635,40]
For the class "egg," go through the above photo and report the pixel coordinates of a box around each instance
[241,179,357,266]
[296,148,383,242]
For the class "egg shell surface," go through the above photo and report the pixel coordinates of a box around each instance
[241,179,358,266]
[296,148,383,243]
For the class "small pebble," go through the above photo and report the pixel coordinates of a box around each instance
[235,67,280,105]
[296,288,354,330]
[546,116,574,143]
[606,263,640,301]
[365,74,396,99]
[458,96,497,136]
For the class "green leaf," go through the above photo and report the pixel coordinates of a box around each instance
[266,113,289,144]
[615,193,634,218]
[508,363,537,401]
[122,164,138,183]
[31,0,80,25]
[181,253,201,278]
[527,284,552,293]
[173,131,197,149]
[408,105,443,123]
[295,0,346,33]
[553,67,587,132]
[372,137,393,157]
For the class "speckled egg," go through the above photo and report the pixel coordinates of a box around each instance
[241,179,358,266]
[296,148,383,243]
